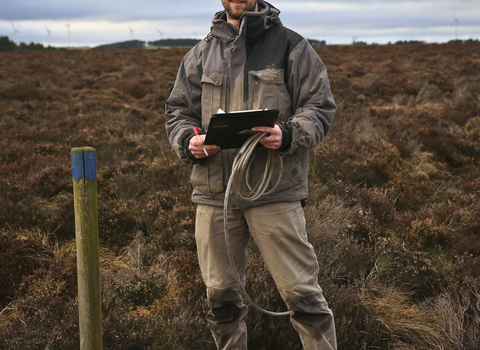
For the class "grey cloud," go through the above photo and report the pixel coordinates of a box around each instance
[1,0,479,46]
[0,0,220,21]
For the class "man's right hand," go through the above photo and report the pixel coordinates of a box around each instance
[189,134,220,159]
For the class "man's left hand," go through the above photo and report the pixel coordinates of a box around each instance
[252,124,283,150]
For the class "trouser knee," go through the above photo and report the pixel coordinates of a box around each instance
[207,286,244,310]
[206,292,248,350]
[279,283,332,315]
[207,301,247,324]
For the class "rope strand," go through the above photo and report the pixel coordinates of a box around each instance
[223,132,293,317]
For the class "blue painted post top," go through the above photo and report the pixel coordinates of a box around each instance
[71,147,97,181]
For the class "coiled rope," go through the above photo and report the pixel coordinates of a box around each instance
[223,132,294,317]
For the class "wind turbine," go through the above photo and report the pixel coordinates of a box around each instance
[156,28,164,40]
[453,11,459,41]
[45,25,52,47]
[129,25,134,41]
[63,22,71,47]
[11,23,19,44]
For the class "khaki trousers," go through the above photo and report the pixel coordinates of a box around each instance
[195,202,337,350]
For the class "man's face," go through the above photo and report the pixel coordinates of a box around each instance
[222,0,258,21]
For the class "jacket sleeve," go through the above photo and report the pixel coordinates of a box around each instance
[282,39,336,156]
[165,50,204,164]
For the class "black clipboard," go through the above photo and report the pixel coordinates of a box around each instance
[204,109,279,149]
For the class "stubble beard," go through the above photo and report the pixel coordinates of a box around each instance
[224,1,258,20]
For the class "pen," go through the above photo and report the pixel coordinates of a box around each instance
[193,126,209,156]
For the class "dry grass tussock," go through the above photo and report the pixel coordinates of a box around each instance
[432,278,480,350]
[361,284,451,350]
[1,43,480,349]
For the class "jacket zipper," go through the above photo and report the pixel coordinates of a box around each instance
[225,73,231,113]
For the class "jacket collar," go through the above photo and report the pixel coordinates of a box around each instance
[210,1,282,42]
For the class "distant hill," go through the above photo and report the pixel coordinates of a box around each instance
[148,38,202,47]
[148,38,326,47]
[94,40,146,50]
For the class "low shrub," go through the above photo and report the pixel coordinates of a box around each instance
[2,43,480,349]
[0,229,54,307]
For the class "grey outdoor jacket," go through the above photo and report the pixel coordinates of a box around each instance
[165,1,336,209]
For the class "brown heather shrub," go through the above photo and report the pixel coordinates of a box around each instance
[109,268,168,309]
[144,188,196,251]
[98,199,139,247]
[400,215,452,252]
[358,139,403,186]
[415,108,480,168]
[0,247,79,349]
[376,235,449,299]
[100,243,183,349]
[0,228,54,307]
[310,137,403,189]
[170,250,204,300]
[450,255,480,289]
[99,262,170,348]
[340,184,399,225]
[305,190,359,277]
[313,134,407,190]
[452,236,480,258]
[164,304,214,350]
[101,305,168,350]
[1,44,480,349]
[415,84,444,104]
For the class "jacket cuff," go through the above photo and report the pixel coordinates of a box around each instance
[178,129,204,164]
[277,121,293,153]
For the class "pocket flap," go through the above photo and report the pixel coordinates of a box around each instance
[201,72,223,86]
[250,69,284,84]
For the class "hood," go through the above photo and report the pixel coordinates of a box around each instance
[210,1,282,42]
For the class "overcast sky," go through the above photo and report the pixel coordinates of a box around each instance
[1,0,479,47]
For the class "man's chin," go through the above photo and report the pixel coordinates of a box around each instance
[225,1,257,20]
[225,9,242,20]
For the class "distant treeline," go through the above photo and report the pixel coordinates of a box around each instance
[394,39,479,45]
[352,39,480,46]
[308,39,326,46]
[0,36,53,52]
[447,38,480,44]
[1,35,479,52]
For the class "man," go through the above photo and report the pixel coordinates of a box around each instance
[165,1,337,349]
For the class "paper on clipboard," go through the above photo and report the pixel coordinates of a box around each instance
[204,109,279,149]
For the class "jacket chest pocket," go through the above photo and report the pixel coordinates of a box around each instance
[248,69,287,110]
[201,72,224,129]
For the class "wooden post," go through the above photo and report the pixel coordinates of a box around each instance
[71,147,103,350]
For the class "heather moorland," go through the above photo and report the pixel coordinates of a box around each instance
[0,43,479,349]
